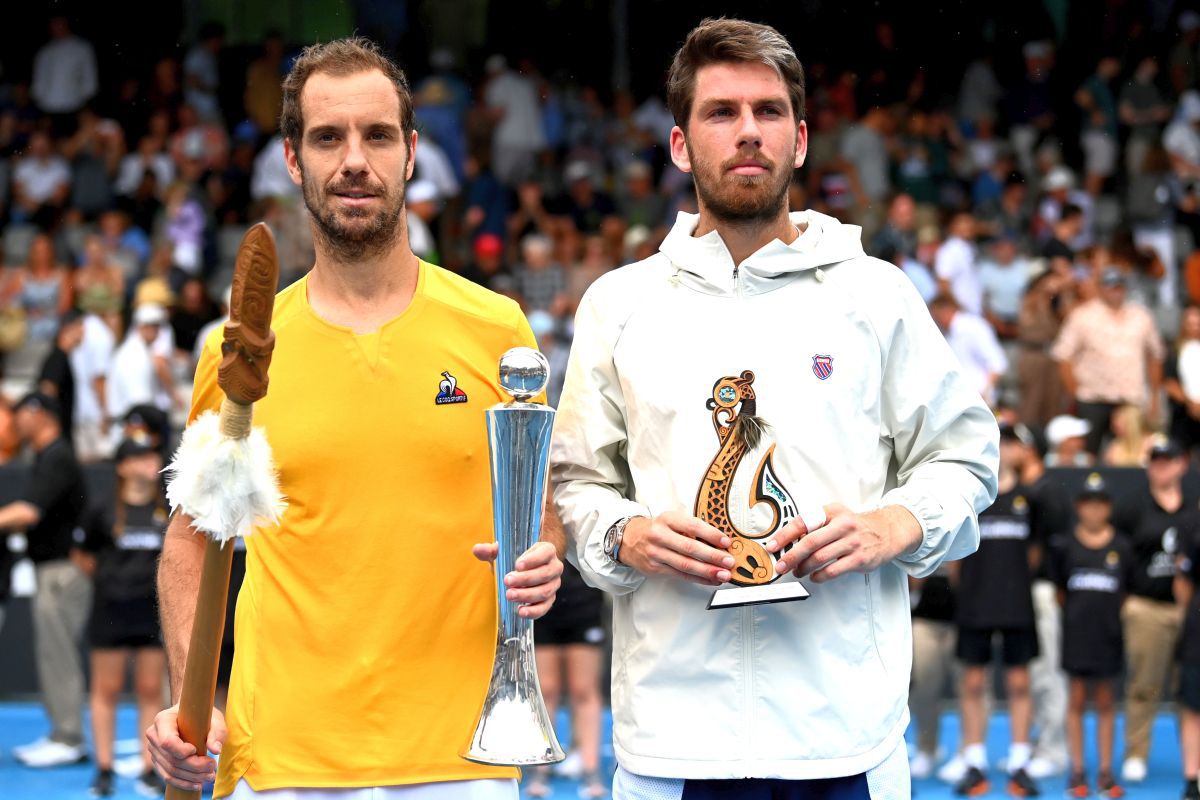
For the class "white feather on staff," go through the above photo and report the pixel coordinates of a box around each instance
[164,408,285,543]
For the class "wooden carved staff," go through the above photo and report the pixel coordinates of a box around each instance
[163,222,284,800]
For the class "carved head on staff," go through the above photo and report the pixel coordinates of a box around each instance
[219,226,278,405]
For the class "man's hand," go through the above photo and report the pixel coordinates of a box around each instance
[765,504,922,583]
[146,704,226,791]
[619,512,733,586]
[472,540,562,619]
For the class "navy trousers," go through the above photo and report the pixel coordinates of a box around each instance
[680,774,871,800]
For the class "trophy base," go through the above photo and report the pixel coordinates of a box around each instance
[707,580,811,610]
[461,681,566,766]
[462,749,565,767]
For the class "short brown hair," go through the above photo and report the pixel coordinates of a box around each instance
[666,18,806,131]
[280,37,415,152]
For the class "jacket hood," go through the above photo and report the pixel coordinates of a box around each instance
[659,209,867,295]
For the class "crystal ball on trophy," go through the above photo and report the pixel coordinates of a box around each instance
[498,347,549,401]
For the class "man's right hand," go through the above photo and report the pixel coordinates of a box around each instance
[146,704,227,791]
[619,512,734,586]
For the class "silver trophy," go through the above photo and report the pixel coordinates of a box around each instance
[463,347,566,766]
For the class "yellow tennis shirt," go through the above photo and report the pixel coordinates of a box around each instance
[188,262,536,795]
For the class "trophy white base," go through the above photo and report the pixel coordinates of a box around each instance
[707,581,811,610]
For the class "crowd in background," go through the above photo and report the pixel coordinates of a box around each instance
[2,5,1200,798]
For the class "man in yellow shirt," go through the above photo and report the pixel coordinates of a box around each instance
[146,38,564,800]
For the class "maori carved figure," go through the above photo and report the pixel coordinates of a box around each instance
[694,371,801,586]
[219,224,279,405]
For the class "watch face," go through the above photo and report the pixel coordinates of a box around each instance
[603,525,617,556]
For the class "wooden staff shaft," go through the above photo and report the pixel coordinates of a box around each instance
[166,399,253,800]
[166,540,233,800]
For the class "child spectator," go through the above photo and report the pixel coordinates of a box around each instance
[1049,473,1134,799]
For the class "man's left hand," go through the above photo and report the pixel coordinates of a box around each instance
[472,541,562,619]
[763,504,922,583]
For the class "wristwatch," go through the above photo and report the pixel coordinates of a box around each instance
[603,516,637,564]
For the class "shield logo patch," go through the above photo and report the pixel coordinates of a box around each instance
[812,354,833,380]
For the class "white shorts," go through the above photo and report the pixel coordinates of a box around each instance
[1081,130,1117,178]
[225,779,518,800]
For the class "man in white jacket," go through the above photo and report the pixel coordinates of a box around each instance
[550,18,999,800]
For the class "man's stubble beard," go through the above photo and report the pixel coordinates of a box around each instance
[299,155,407,262]
[688,141,794,225]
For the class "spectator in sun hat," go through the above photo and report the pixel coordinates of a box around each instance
[1037,166,1095,251]
[107,303,180,425]
[1045,415,1093,467]
[405,179,440,262]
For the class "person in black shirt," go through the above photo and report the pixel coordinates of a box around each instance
[36,309,85,437]
[76,436,168,798]
[951,441,1040,797]
[1176,534,1200,800]
[0,391,90,768]
[1049,473,1135,799]
[1118,436,1199,784]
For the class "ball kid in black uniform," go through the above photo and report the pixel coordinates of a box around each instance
[952,447,1040,798]
[77,437,170,798]
[1048,473,1134,800]
[1115,436,1199,784]
[1176,531,1200,800]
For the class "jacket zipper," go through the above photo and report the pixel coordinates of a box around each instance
[733,264,740,297]
[742,605,754,764]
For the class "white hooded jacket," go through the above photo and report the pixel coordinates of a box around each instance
[550,210,999,780]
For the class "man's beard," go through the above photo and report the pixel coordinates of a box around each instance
[689,145,793,225]
[299,159,406,262]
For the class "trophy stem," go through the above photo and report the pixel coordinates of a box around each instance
[463,402,565,765]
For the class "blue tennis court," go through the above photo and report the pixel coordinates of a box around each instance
[0,702,1186,798]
